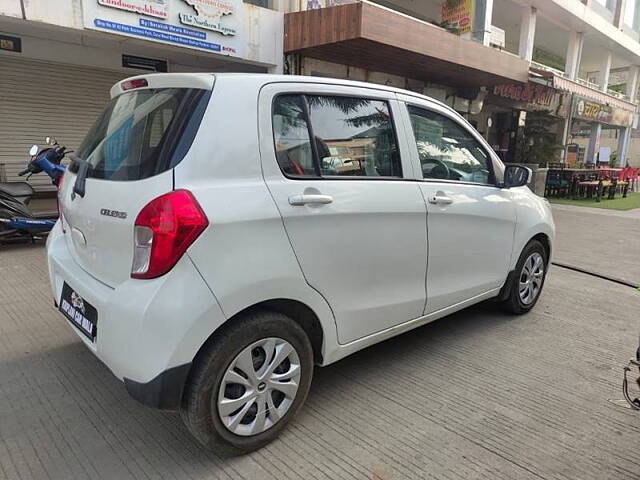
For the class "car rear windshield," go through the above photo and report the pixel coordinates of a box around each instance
[74,87,210,181]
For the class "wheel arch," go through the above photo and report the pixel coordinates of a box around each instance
[530,232,552,264]
[500,231,552,301]
[190,298,326,373]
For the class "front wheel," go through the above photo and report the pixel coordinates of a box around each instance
[180,311,314,453]
[501,239,548,314]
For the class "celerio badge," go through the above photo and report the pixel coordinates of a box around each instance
[100,208,127,219]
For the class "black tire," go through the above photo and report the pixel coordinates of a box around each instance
[501,239,548,314]
[180,311,314,454]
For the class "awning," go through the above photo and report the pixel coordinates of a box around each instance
[541,73,636,127]
[546,73,637,112]
[284,2,530,87]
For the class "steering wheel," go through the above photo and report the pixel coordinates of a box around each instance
[421,157,450,180]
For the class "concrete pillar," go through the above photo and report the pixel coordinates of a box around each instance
[586,123,602,164]
[615,66,640,167]
[560,31,584,162]
[617,128,631,166]
[473,0,494,46]
[518,6,537,61]
[564,31,584,80]
[627,65,640,102]
[613,66,640,167]
[597,51,613,92]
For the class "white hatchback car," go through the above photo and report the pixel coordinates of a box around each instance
[47,73,555,452]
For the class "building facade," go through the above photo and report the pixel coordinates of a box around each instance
[0,0,283,187]
[3,0,640,189]
[281,0,640,168]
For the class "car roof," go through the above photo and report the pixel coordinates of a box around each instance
[115,72,450,110]
[216,73,450,109]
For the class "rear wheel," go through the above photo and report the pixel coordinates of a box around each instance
[180,311,313,453]
[501,239,548,314]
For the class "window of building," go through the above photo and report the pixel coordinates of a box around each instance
[243,0,272,9]
[272,95,402,178]
[407,105,493,185]
[628,0,640,30]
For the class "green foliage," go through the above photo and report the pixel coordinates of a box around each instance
[608,84,626,94]
[532,47,565,72]
[517,112,564,166]
[549,193,640,211]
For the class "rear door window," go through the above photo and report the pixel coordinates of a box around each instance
[272,95,317,177]
[75,87,209,181]
[272,94,402,179]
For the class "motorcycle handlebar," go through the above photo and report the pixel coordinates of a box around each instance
[18,168,30,176]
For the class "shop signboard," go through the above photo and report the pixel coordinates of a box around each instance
[489,83,566,116]
[83,0,243,57]
[441,0,472,35]
[573,96,634,127]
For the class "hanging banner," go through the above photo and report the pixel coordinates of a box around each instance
[83,0,243,57]
[441,0,472,35]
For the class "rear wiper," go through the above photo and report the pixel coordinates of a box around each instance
[68,154,91,198]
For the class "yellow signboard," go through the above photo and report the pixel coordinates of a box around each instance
[441,0,472,35]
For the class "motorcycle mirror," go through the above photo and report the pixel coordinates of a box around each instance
[45,137,51,145]
[29,145,39,156]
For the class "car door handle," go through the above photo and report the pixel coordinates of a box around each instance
[428,194,453,205]
[289,194,334,206]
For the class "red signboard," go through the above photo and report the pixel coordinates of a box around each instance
[492,83,555,107]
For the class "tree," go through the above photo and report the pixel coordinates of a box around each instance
[516,112,564,166]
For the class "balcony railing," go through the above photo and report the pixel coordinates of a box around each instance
[530,60,565,77]
[576,77,602,91]
[606,88,628,100]
[530,61,631,102]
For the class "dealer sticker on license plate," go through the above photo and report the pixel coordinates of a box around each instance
[59,282,98,341]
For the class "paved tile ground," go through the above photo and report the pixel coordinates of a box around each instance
[551,204,640,286]
[1,242,640,480]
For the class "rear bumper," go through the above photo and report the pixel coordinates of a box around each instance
[46,221,226,409]
[123,363,192,409]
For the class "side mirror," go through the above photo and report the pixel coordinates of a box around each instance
[45,136,57,145]
[503,165,531,188]
[29,145,39,156]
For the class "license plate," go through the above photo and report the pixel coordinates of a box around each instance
[59,282,98,341]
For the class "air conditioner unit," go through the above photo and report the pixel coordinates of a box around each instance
[490,26,505,49]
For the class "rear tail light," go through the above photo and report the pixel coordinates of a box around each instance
[131,190,208,279]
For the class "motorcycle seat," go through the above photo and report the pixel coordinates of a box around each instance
[0,182,34,198]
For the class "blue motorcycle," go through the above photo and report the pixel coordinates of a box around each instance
[0,138,67,243]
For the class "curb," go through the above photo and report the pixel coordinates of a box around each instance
[551,261,640,290]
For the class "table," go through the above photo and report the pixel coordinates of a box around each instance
[546,167,628,201]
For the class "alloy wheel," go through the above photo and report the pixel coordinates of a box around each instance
[519,252,544,305]
[217,337,301,437]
